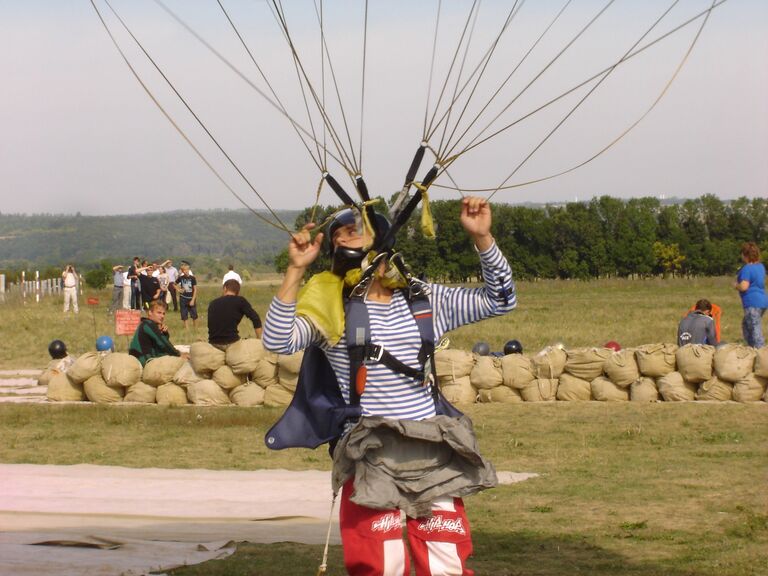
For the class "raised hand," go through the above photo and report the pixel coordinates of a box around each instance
[460,196,493,250]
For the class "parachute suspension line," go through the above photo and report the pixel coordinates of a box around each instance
[424,0,521,146]
[440,0,570,161]
[315,490,338,576]
[442,0,617,164]
[423,0,479,142]
[484,0,682,199]
[315,0,328,169]
[88,0,292,235]
[267,4,344,172]
[434,0,483,159]
[435,0,523,160]
[425,143,465,198]
[215,0,323,172]
[269,1,358,177]
[438,0,729,171]
[359,0,369,171]
[151,0,343,171]
[483,0,717,199]
[309,176,325,225]
[422,0,442,140]
[99,0,293,234]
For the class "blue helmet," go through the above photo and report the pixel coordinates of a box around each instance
[96,335,114,352]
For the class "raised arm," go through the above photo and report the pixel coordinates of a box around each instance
[432,197,516,336]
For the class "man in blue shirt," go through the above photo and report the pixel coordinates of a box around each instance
[735,242,768,347]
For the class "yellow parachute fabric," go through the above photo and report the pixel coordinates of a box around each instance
[420,190,435,239]
[295,271,346,345]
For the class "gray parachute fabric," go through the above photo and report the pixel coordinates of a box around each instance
[331,415,497,519]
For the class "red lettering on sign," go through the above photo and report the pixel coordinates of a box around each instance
[115,310,142,336]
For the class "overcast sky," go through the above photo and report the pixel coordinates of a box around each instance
[1,0,765,217]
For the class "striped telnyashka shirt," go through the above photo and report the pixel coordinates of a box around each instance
[263,242,516,420]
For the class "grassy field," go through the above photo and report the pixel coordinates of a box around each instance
[1,275,766,575]
[1,402,766,575]
[0,274,757,370]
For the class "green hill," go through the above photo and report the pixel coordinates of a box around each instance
[0,209,299,271]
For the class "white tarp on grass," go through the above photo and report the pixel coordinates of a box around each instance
[0,463,536,576]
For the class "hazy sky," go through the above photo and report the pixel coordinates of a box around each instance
[1,0,766,217]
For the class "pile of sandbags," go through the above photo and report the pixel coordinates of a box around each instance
[435,349,477,404]
[434,343,768,404]
[44,338,287,407]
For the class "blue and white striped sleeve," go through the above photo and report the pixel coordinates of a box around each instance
[432,241,516,336]
[262,296,319,354]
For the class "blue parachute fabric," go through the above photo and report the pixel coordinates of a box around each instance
[264,344,361,450]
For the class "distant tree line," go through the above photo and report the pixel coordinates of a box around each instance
[276,195,767,281]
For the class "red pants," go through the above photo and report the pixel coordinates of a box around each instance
[340,479,474,576]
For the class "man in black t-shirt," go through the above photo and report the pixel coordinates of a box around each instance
[208,279,262,348]
[138,262,161,309]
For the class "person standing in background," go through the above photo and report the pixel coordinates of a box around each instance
[165,259,179,311]
[222,264,242,285]
[109,265,125,314]
[61,264,79,314]
[176,261,198,329]
[127,257,141,310]
[156,266,170,305]
[207,279,262,349]
[735,242,768,348]
[138,261,161,309]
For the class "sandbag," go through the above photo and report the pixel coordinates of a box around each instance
[556,373,592,401]
[67,352,102,384]
[101,353,142,387]
[263,383,295,407]
[695,377,734,402]
[277,351,305,392]
[225,338,265,374]
[488,385,523,403]
[657,371,697,402]
[476,389,494,403]
[675,344,714,384]
[156,382,189,406]
[46,373,85,402]
[143,356,185,387]
[83,374,124,403]
[732,374,768,403]
[603,350,640,388]
[230,382,265,406]
[501,354,535,389]
[190,341,226,375]
[591,376,629,402]
[439,376,477,405]
[630,378,660,402]
[213,365,247,390]
[520,378,558,402]
[564,348,611,381]
[187,379,232,406]
[470,355,503,390]
[173,361,204,387]
[531,347,567,379]
[635,343,677,377]
[251,352,279,388]
[434,349,475,383]
[754,347,768,378]
[124,382,157,403]
[713,344,756,383]
[38,356,76,387]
